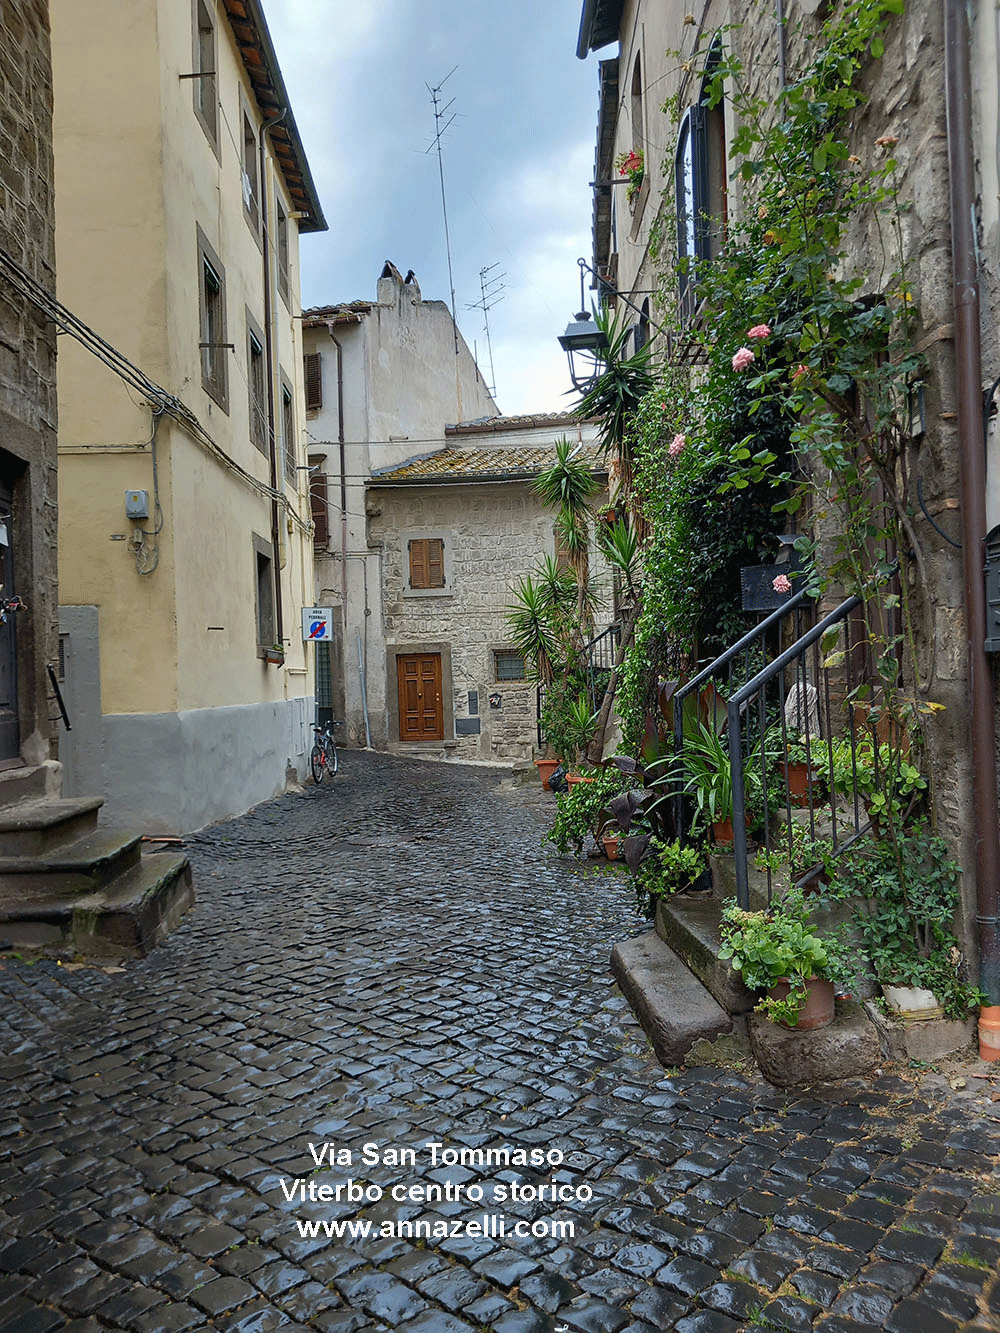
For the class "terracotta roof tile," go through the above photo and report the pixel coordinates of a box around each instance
[369,443,607,484]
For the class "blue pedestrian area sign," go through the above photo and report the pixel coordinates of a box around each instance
[302,607,334,641]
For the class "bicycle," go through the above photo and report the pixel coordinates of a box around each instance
[310,721,341,783]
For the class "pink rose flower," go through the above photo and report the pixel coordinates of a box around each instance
[772,573,792,595]
[747,324,771,340]
[732,347,755,372]
[669,433,686,459]
[792,363,809,382]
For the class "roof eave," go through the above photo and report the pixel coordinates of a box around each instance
[223,0,328,233]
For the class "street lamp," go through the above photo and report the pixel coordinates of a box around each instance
[558,258,608,392]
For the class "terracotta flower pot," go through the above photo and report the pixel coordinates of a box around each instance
[767,976,835,1030]
[712,817,734,846]
[602,834,620,861]
[782,760,811,807]
[534,758,560,791]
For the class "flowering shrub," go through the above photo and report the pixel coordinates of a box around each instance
[772,573,792,594]
[732,347,755,372]
[668,433,686,459]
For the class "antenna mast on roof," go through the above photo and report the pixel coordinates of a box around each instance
[467,263,504,399]
[426,70,460,358]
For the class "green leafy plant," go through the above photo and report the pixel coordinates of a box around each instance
[821,824,982,1018]
[544,766,636,857]
[681,720,734,834]
[719,892,831,1026]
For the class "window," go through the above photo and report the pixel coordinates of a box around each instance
[242,108,260,234]
[309,460,329,546]
[675,36,727,323]
[253,535,275,651]
[630,54,643,157]
[494,651,527,682]
[281,377,295,481]
[192,0,218,149]
[304,352,322,412]
[276,200,289,303]
[408,538,445,589]
[246,316,266,452]
[197,227,228,411]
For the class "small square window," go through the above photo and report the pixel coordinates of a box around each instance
[494,651,527,682]
[409,537,445,589]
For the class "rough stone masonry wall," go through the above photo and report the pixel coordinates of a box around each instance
[735,0,977,936]
[0,0,59,767]
[373,482,614,763]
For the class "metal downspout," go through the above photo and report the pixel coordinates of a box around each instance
[944,0,1000,1039]
[326,329,348,620]
[260,107,288,650]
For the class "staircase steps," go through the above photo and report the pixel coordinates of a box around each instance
[0,852,192,956]
[0,792,193,957]
[611,932,733,1067]
[654,894,756,1015]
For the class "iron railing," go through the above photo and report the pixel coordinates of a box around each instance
[673,589,813,839]
[727,592,868,907]
[536,621,622,747]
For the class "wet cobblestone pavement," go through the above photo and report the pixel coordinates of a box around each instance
[1,751,1000,1332]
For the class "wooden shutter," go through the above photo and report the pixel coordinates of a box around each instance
[304,352,322,410]
[310,468,329,546]
[409,538,445,589]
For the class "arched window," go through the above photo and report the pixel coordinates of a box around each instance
[675,35,727,321]
[631,54,643,155]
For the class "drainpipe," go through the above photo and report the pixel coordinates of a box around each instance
[326,327,348,620]
[944,0,1000,1052]
[259,107,288,651]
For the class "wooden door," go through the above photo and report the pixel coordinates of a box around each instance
[397,653,443,741]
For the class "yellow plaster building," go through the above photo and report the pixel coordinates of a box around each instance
[52,0,326,832]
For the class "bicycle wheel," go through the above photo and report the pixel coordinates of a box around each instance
[327,740,339,775]
[310,744,325,784]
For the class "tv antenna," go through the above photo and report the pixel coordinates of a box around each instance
[426,69,460,355]
[467,263,505,398]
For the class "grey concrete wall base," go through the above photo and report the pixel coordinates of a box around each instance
[611,931,731,1068]
[750,1002,881,1087]
[863,999,977,1063]
[655,896,756,1015]
[101,696,314,834]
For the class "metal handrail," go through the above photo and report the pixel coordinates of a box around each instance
[673,588,813,840]
[728,592,862,905]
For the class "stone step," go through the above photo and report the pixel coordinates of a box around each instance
[749,1002,881,1086]
[0,828,142,897]
[655,895,756,1016]
[0,760,60,804]
[0,851,193,957]
[0,796,103,856]
[611,931,732,1067]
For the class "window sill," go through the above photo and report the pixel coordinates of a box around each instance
[259,647,285,666]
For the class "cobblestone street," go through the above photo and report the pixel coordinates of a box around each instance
[1,751,999,1333]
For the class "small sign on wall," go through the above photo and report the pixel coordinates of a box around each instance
[302,607,335,641]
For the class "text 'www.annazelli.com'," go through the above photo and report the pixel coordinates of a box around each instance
[294,1214,575,1241]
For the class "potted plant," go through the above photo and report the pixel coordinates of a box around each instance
[719,893,835,1029]
[781,730,815,806]
[633,837,709,913]
[544,766,636,858]
[682,720,734,845]
[615,147,644,205]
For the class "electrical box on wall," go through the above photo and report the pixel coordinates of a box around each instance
[125,489,149,520]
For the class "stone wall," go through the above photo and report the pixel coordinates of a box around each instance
[371,481,614,761]
[0,0,59,768]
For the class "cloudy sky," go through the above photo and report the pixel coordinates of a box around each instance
[264,0,601,417]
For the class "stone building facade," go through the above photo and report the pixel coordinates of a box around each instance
[576,0,1000,982]
[302,265,498,748]
[0,0,60,782]
[366,417,608,760]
